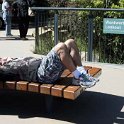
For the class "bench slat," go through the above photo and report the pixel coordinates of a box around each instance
[16,81,28,91]
[63,86,85,100]
[50,72,74,97]
[28,82,40,93]
[84,66,92,72]
[40,84,53,95]
[51,84,66,97]
[88,67,102,78]
[63,71,85,100]
[4,81,16,90]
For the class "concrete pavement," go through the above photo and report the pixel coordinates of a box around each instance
[0,28,36,58]
[0,28,124,124]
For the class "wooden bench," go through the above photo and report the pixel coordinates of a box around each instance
[0,66,102,100]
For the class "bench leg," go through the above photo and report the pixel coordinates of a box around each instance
[44,95,53,114]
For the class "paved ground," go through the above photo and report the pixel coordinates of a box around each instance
[0,28,124,124]
[0,28,36,58]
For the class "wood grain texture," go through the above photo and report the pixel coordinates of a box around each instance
[28,82,40,92]
[40,84,53,95]
[88,67,102,78]
[51,84,66,97]
[63,85,85,100]
[4,81,16,90]
[16,81,28,91]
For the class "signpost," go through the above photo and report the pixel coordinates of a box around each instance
[103,18,124,34]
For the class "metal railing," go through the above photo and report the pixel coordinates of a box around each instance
[31,7,124,64]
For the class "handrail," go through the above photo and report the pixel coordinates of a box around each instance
[31,7,124,12]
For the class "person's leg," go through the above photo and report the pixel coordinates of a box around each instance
[53,39,99,88]
[64,39,82,66]
[23,16,29,38]
[4,18,8,36]
[19,17,29,40]
[53,41,77,73]
[6,16,12,35]
[18,17,24,38]
[37,39,82,83]
[64,39,87,74]
[54,39,84,72]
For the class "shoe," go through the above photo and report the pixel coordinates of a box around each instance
[6,34,13,37]
[72,73,99,88]
[15,37,21,40]
[21,37,28,40]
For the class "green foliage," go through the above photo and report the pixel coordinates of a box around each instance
[77,0,104,8]
[119,0,124,7]
[35,0,124,64]
[77,0,124,64]
[35,30,54,55]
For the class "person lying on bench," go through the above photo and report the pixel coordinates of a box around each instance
[0,39,99,88]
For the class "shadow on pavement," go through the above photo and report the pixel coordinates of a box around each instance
[0,37,34,41]
[0,91,123,124]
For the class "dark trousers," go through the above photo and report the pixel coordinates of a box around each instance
[18,16,29,38]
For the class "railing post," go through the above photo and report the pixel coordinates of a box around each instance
[35,11,39,52]
[87,13,93,61]
[54,14,58,45]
